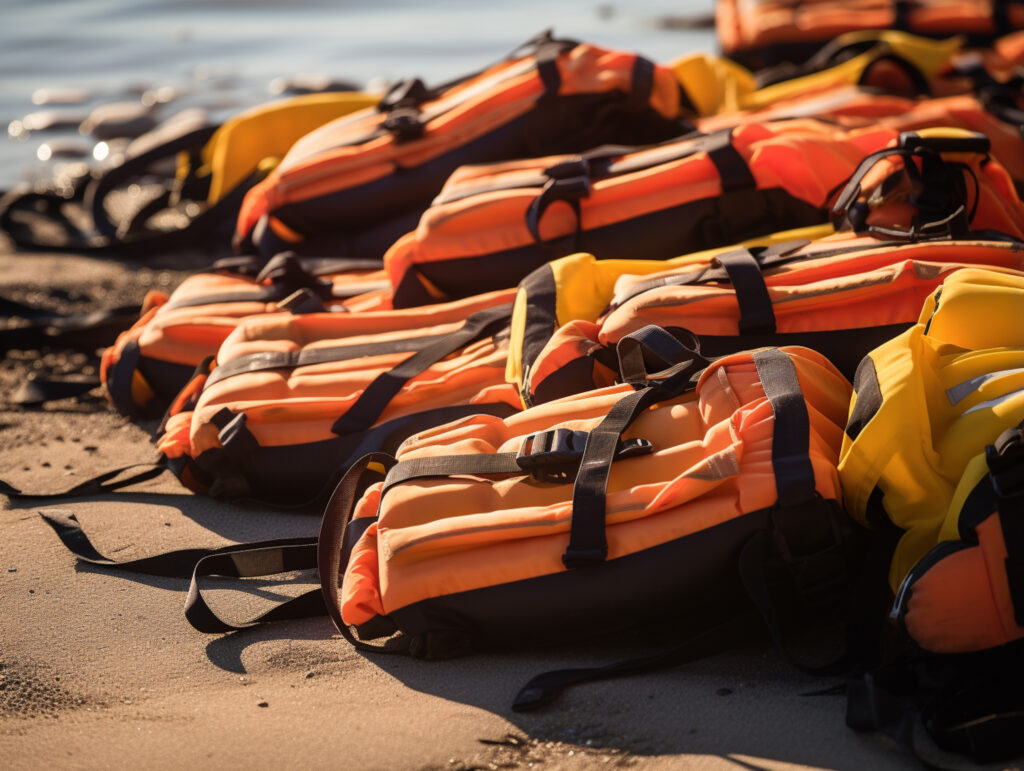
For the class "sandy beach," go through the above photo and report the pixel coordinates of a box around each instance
[2,247,1014,771]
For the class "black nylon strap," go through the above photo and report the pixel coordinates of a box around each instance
[714,248,776,334]
[10,375,100,406]
[318,452,400,650]
[629,56,655,109]
[85,123,218,240]
[0,462,168,499]
[563,388,652,566]
[534,41,564,100]
[615,325,705,385]
[752,349,815,507]
[0,302,140,353]
[330,303,512,435]
[512,614,750,711]
[185,540,323,633]
[380,452,522,499]
[39,508,314,585]
[705,130,756,192]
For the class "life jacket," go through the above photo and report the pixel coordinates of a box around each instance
[0,90,376,256]
[697,91,1024,184]
[233,31,693,259]
[100,252,391,418]
[250,340,856,711]
[716,1,1024,70]
[501,128,1024,399]
[383,119,909,308]
[839,268,1024,595]
[837,268,1024,763]
[520,234,1024,406]
[155,289,521,505]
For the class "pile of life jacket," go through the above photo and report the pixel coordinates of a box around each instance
[6,7,1024,765]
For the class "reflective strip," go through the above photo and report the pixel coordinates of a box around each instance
[946,368,1024,406]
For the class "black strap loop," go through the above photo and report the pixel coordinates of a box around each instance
[615,325,706,385]
[318,452,400,650]
[713,249,777,334]
[752,349,816,508]
[0,462,168,499]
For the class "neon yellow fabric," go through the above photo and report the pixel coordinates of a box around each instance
[504,224,834,389]
[179,91,377,203]
[670,31,962,117]
[838,268,1024,590]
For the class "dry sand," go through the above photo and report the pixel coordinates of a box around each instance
[0,246,1015,770]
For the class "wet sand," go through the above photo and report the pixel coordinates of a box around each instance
[0,245,1009,770]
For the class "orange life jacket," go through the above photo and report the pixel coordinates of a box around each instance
[717,0,1024,70]
[234,32,692,259]
[101,253,390,417]
[383,119,907,308]
[319,343,854,664]
[156,290,520,504]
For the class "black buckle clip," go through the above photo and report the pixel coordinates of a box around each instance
[516,428,651,483]
[382,107,424,141]
[543,158,591,199]
[987,423,1024,500]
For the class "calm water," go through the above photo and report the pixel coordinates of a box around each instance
[0,0,715,190]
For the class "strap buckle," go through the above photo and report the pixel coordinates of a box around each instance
[382,107,424,141]
[987,422,1024,500]
[516,428,652,483]
[543,158,591,199]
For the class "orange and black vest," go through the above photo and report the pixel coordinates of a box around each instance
[384,119,909,308]
[157,289,520,505]
[101,253,390,418]
[234,32,693,259]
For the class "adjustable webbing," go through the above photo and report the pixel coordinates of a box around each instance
[317,453,397,645]
[0,299,140,353]
[0,462,168,499]
[615,325,705,385]
[714,249,776,334]
[563,365,700,568]
[330,303,512,435]
[753,349,815,506]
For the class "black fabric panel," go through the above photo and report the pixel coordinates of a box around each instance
[958,475,995,542]
[385,504,777,655]
[517,264,558,402]
[136,356,202,412]
[846,355,884,441]
[187,402,518,506]
[698,324,908,382]
[530,355,604,406]
[400,188,825,307]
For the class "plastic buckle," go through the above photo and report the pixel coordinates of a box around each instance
[516,428,587,482]
[543,158,591,199]
[382,107,424,141]
[516,429,652,482]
